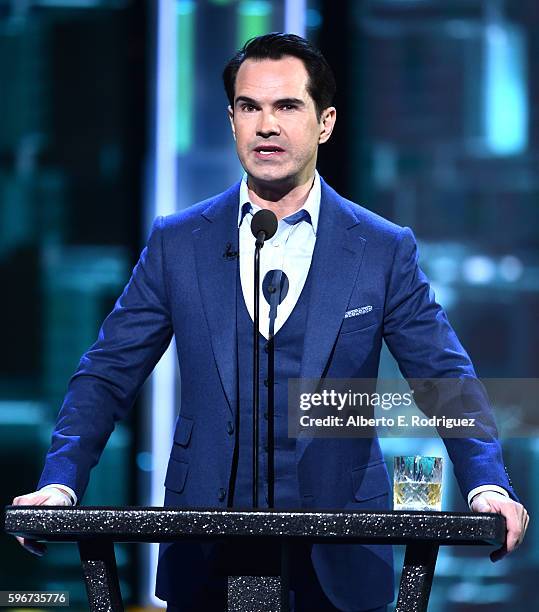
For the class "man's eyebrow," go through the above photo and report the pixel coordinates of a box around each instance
[234,96,305,107]
[234,96,259,107]
[274,97,305,107]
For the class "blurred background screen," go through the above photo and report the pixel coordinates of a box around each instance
[0,0,537,610]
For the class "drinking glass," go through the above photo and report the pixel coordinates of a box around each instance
[393,456,443,511]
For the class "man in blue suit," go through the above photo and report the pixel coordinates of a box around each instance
[14,34,528,611]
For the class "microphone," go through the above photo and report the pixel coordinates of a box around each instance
[262,269,289,306]
[223,242,238,260]
[251,209,278,248]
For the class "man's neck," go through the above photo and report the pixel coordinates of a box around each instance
[247,174,315,221]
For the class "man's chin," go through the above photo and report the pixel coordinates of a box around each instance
[245,168,293,187]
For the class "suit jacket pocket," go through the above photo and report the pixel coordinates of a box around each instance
[164,457,189,494]
[340,307,381,335]
[174,414,194,447]
[351,460,390,502]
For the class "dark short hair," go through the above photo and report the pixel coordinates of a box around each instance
[223,32,336,118]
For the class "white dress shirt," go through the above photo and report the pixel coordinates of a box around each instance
[238,172,320,340]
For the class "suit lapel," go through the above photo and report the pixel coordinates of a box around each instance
[299,179,367,379]
[297,180,367,462]
[193,183,241,417]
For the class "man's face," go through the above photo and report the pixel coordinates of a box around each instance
[228,56,335,189]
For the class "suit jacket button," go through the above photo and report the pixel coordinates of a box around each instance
[218,488,227,502]
[226,421,234,435]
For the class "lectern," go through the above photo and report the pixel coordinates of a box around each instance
[4,507,504,612]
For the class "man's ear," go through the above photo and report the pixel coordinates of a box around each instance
[228,105,236,141]
[319,106,336,144]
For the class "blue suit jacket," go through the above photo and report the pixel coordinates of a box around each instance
[38,178,515,611]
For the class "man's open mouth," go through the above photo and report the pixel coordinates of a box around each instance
[253,146,285,156]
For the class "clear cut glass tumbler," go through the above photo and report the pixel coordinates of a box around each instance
[393,455,443,511]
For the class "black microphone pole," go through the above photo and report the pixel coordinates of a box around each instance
[250,209,277,508]
[253,243,261,508]
[265,269,288,508]
[267,316,275,508]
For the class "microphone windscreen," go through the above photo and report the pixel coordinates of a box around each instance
[263,269,289,305]
[251,209,278,240]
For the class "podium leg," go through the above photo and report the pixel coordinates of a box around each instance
[228,577,281,612]
[227,538,291,611]
[78,539,124,612]
[396,542,439,612]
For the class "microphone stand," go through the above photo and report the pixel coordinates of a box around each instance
[250,209,277,509]
[254,250,279,509]
[252,242,261,508]
[254,248,280,509]
[266,269,283,509]
[267,329,275,508]
[250,209,287,606]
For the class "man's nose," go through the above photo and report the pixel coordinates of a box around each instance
[256,111,280,137]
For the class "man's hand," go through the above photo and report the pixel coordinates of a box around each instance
[470,491,529,562]
[12,488,72,556]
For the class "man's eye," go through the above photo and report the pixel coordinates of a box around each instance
[241,104,256,112]
[280,104,297,111]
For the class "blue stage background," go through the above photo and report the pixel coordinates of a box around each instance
[0,1,537,610]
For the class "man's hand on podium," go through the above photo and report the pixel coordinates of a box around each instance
[11,488,73,556]
[470,491,529,562]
